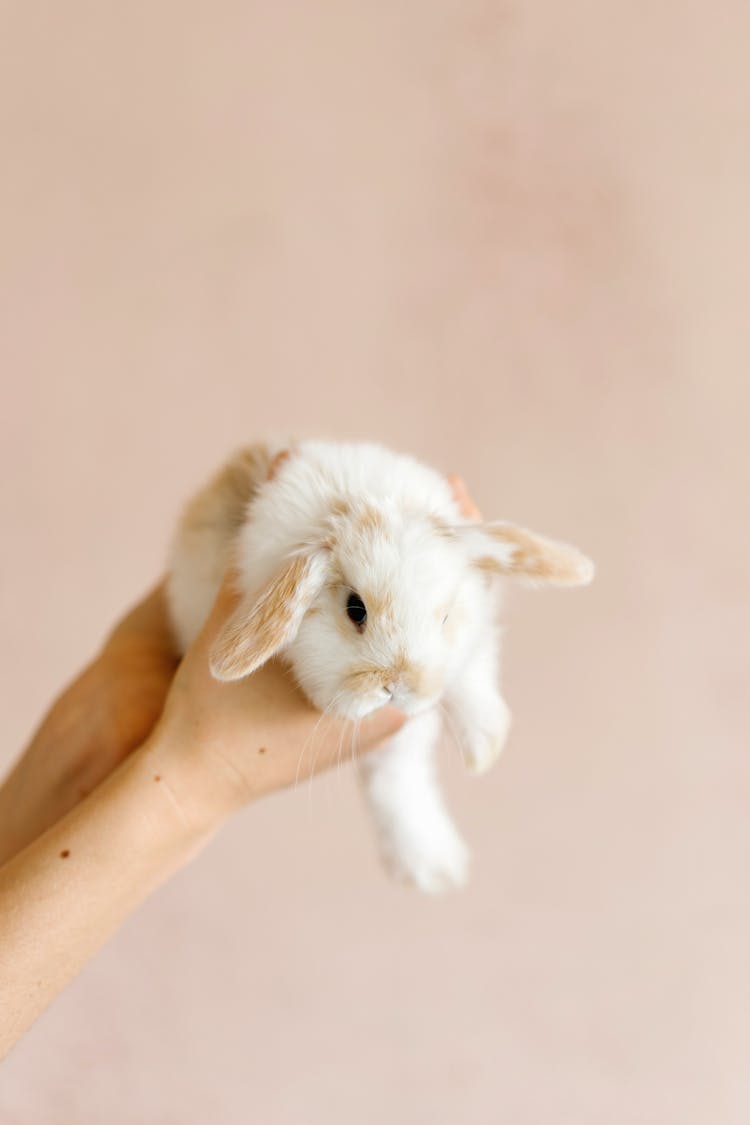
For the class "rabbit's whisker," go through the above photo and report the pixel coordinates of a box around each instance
[303,689,348,804]
[438,701,468,768]
[295,689,345,791]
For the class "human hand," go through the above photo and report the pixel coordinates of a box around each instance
[145,576,408,828]
[447,474,482,521]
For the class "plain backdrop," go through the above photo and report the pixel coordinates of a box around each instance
[1,3,748,1123]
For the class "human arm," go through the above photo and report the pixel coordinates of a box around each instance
[0,576,404,1060]
[0,584,179,866]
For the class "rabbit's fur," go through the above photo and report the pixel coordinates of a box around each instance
[167,440,593,892]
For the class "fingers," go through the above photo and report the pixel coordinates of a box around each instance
[106,581,171,648]
[267,449,291,481]
[447,474,482,521]
[356,707,407,750]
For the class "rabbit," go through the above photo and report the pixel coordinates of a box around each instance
[167,440,594,893]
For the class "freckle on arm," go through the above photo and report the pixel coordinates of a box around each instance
[59,849,70,859]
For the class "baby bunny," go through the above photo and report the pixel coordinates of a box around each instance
[167,440,594,893]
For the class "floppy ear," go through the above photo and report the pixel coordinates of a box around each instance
[210,551,329,681]
[459,521,594,587]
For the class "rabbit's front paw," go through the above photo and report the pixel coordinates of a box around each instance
[381,820,470,894]
[463,697,512,775]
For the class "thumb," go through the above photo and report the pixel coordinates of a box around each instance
[355,706,407,756]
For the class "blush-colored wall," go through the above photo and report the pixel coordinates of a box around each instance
[1,3,747,1122]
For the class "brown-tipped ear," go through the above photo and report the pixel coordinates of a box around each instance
[210,551,329,681]
[462,521,595,587]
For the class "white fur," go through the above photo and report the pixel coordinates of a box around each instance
[167,440,590,892]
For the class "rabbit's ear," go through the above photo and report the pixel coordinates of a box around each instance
[460,521,594,587]
[210,551,329,681]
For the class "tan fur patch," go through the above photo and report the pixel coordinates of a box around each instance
[388,652,411,681]
[474,555,501,576]
[430,516,458,541]
[344,656,440,701]
[327,559,346,587]
[481,523,592,585]
[355,504,385,536]
[253,554,311,651]
[367,589,394,617]
[404,664,442,699]
[181,444,274,541]
[344,667,386,694]
[344,652,408,696]
[330,497,351,519]
[211,553,314,679]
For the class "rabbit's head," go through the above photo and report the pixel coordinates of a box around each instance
[209,486,593,720]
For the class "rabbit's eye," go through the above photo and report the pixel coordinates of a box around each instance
[346,591,367,631]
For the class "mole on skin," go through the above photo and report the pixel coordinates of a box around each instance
[258,747,267,755]
[60,849,70,859]
[154,775,161,782]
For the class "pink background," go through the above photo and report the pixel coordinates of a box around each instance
[1,3,747,1122]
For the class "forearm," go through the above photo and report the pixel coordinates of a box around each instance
[0,571,406,1061]
[0,735,221,1060]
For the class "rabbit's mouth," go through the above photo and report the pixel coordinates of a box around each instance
[329,686,442,723]
[328,690,392,722]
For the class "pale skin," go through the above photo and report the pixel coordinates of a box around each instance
[0,476,480,1060]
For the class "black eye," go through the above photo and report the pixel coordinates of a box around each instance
[346,591,367,630]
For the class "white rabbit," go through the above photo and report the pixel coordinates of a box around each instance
[167,441,594,893]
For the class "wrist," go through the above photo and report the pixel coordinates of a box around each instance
[134,723,243,840]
